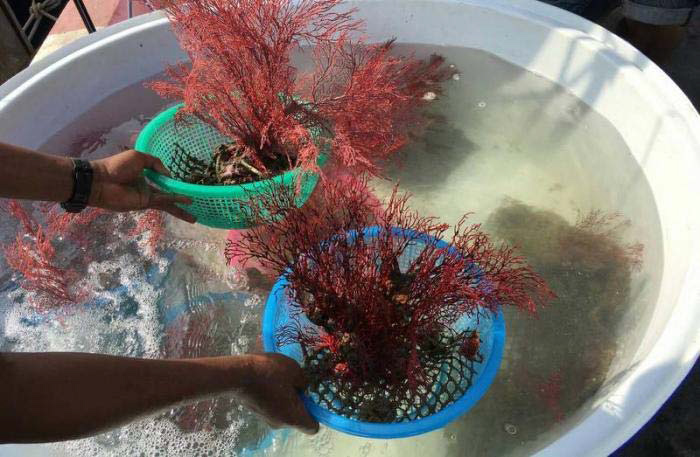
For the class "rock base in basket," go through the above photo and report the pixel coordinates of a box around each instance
[170,141,295,186]
[304,336,479,423]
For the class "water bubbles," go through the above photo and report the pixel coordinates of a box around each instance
[224,267,247,290]
[359,442,373,456]
[477,101,487,109]
[452,73,461,81]
[244,294,262,309]
[58,415,244,456]
[422,91,437,101]
[504,423,518,435]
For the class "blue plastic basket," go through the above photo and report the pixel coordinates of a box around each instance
[262,227,506,439]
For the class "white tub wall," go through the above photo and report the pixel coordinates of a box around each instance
[349,0,700,354]
[0,15,186,150]
[0,2,698,456]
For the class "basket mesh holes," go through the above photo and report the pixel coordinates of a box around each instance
[307,346,478,423]
[139,110,321,229]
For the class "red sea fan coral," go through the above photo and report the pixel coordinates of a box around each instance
[564,210,644,271]
[43,205,106,247]
[228,179,554,421]
[1,201,87,310]
[303,40,454,174]
[3,232,76,307]
[150,0,454,176]
[2,200,167,310]
[129,209,166,257]
[224,166,382,275]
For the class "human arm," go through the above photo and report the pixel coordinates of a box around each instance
[0,352,318,443]
[0,141,195,222]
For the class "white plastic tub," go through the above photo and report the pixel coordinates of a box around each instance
[0,1,698,456]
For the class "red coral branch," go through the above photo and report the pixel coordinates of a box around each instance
[227,179,555,407]
[1,200,165,311]
[149,0,455,177]
[130,209,166,257]
[566,210,644,271]
[43,205,106,246]
[1,201,85,310]
[3,231,75,307]
[224,165,382,274]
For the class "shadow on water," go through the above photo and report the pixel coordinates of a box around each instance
[445,198,644,457]
[384,115,477,193]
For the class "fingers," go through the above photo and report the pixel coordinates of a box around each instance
[137,150,171,177]
[150,191,192,207]
[280,357,317,434]
[240,353,319,435]
[242,392,316,434]
[162,204,197,224]
[260,392,318,434]
[290,395,319,435]
[148,191,197,223]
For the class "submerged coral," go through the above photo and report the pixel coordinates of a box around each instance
[1,200,167,311]
[445,199,645,454]
[227,180,553,422]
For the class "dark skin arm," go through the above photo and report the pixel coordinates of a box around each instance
[0,141,195,222]
[0,352,318,443]
[0,143,318,441]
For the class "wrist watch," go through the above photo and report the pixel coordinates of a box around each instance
[60,159,93,213]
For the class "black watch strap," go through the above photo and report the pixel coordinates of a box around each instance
[60,159,93,213]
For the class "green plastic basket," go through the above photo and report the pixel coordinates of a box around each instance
[135,103,327,229]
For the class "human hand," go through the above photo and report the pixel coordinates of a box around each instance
[89,150,196,223]
[236,353,319,434]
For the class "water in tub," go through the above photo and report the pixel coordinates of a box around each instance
[0,46,662,456]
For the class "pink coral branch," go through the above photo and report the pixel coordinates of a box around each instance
[149,0,455,177]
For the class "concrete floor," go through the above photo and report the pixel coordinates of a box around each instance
[32,3,700,456]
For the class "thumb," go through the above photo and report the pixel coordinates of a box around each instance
[291,395,319,435]
[137,151,171,177]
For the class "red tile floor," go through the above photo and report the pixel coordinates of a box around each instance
[34,0,154,61]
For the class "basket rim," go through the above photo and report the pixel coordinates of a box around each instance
[262,226,507,439]
[135,103,329,198]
